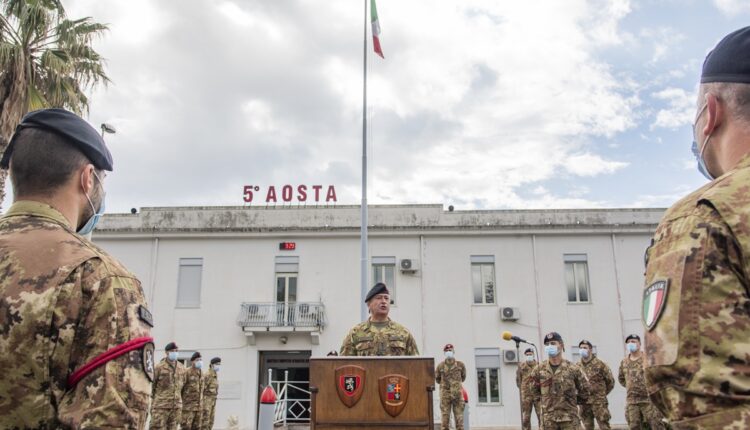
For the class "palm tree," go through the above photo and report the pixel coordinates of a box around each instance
[0,0,109,206]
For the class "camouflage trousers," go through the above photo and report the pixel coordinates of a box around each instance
[149,408,182,430]
[542,418,580,430]
[521,395,541,430]
[201,398,217,430]
[440,394,465,430]
[626,402,665,430]
[580,402,611,430]
[182,409,203,430]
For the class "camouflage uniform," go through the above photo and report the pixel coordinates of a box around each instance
[201,368,219,430]
[577,355,614,430]
[0,201,153,429]
[150,358,186,429]
[643,154,750,428]
[436,358,466,430]
[339,318,419,356]
[618,355,664,430]
[530,359,590,430]
[516,361,542,430]
[181,366,204,430]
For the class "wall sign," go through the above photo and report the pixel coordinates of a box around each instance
[243,185,337,204]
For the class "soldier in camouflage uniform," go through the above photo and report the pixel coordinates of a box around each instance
[181,352,205,430]
[516,348,541,430]
[201,357,221,430]
[436,343,466,430]
[340,283,419,356]
[530,332,590,430]
[0,109,155,428]
[576,340,614,430]
[642,26,750,429]
[151,342,186,430]
[618,335,664,430]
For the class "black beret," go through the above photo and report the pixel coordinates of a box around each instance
[365,282,389,302]
[625,334,640,343]
[0,108,113,171]
[211,357,221,365]
[543,332,563,344]
[579,340,593,348]
[165,342,178,351]
[524,348,534,354]
[191,352,201,361]
[702,26,750,84]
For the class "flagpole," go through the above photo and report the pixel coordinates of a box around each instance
[360,0,369,321]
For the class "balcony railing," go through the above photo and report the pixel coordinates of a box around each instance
[238,302,327,330]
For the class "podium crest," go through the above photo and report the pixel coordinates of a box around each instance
[378,374,409,417]
[335,365,365,407]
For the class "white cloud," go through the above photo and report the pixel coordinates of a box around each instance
[565,153,629,177]
[713,0,750,16]
[651,87,696,130]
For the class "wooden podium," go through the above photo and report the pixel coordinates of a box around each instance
[309,357,435,430]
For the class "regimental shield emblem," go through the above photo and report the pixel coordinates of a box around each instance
[378,374,409,417]
[643,280,669,330]
[142,342,155,382]
[335,365,365,408]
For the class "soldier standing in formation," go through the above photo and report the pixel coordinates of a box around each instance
[202,357,221,430]
[576,340,614,430]
[0,109,154,428]
[516,348,541,430]
[435,343,467,430]
[618,335,663,430]
[151,342,186,430]
[182,352,205,430]
[340,283,419,356]
[643,26,750,428]
[530,332,590,430]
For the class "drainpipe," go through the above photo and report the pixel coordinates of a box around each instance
[610,233,626,343]
[149,237,159,308]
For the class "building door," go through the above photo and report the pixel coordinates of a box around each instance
[259,351,311,423]
[275,273,297,325]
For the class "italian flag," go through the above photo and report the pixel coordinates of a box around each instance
[371,0,384,59]
[643,283,666,327]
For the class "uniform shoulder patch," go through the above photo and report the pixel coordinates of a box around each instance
[643,280,669,330]
[139,305,154,327]
[143,342,155,382]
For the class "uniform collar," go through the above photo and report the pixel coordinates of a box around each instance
[3,200,73,229]
[366,317,392,328]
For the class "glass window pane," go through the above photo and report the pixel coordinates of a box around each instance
[373,265,383,284]
[385,265,395,288]
[565,262,577,302]
[482,264,495,304]
[472,265,483,303]
[288,276,297,302]
[177,262,202,307]
[489,368,500,403]
[576,262,589,302]
[477,369,488,403]
[276,277,286,302]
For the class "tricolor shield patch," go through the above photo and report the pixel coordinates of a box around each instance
[643,280,668,330]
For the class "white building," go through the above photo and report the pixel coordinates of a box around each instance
[94,204,664,429]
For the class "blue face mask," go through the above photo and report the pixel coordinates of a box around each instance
[213,365,220,372]
[77,172,106,236]
[445,351,454,359]
[168,351,179,361]
[691,103,714,181]
[627,343,639,353]
[195,361,203,369]
[580,349,590,359]
[545,345,559,357]
[525,355,535,362]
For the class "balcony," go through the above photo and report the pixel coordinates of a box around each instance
[238,302,327,345]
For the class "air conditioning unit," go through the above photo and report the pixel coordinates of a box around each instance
[500,307,520,321]
[503,349,519,364]
[400,259,419,273]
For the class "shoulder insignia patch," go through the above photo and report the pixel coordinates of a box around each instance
[643,280,669,330]
[143,342,155,382]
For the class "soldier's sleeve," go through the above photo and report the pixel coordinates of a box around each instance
[530,366,541,402]
[516,366,522,388]
[618,360,626,387]
[603,362,615,394]
[152,362,161,398]
[575,366,590,405]
[460,362,466,382]
[55,266,153,428]
[340,328,356,356]
[435,363,443,385]
[406,332,420,356]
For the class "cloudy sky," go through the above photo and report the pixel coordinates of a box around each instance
[45,0,750,212]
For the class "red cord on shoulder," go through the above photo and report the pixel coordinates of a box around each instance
[67,336,154,388]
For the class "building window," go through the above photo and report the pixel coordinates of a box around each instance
[177,258,203,308]
[471,256,496,304]
[372,256,396,305]
[475,348,501,404]
[275,256,299,325]
[564,254,590,303]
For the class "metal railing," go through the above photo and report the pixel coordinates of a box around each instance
[237,302,326,329]
[269,369,311,424]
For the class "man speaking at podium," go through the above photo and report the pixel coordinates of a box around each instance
[340,283,419,356]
